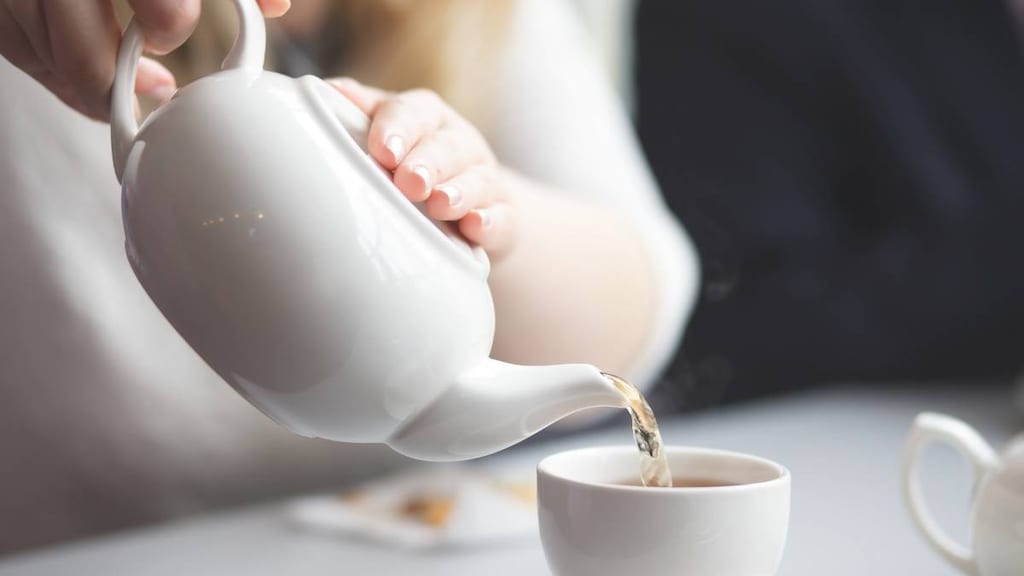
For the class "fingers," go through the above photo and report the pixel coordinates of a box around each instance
[127,0,288,54]
[460,202,514,255]
[257,0,291,18]
[426,170,514,254]
[325,78,513,252]
[351,84,493,205]
[365,89,448,174]
[328,80,441,181]
[2,1,115,119]
[7,0,166,120]
[0,5,46,73]
[45,0,122,120]
[136,57,176,103]
[1,0,281,121]
[329,80,477,189]
[423,167,491,221]
[395,118,493,202]
[127,0,201,55]
[5,1,54,70]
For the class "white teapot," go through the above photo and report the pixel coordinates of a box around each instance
[902,413,1024,576]
[110,0,627,461]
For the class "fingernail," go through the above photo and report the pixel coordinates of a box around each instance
[263,0,291,18]
[476,209,492,229]
[436,184,462,207]
[385,135,405,161]
[412,165,432,192]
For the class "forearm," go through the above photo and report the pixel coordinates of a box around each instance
[487,168,658,376]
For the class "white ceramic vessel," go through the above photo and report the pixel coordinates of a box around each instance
[110,0,627,461]
[537,446,791,576]
[903,413,1024,576]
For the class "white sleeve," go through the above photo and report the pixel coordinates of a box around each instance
[479,0,700,389]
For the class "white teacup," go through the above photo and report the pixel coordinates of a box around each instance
[537,446,791,576]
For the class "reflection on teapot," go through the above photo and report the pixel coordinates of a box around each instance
[110,0,627,461]
[902,413,1024,576]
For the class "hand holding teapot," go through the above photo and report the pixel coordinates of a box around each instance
[0,0,289,121]
[327,78,515,254]
[111,0,628,461]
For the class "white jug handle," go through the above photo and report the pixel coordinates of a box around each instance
[901,412,1000,575]
[111,0,266,182]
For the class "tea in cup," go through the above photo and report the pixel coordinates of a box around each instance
[537,446,791,576]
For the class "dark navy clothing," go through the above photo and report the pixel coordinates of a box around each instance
[635,0,1024,406]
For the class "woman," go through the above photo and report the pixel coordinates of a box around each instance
[0,0,696,553]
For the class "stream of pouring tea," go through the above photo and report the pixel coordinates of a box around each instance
[604,373,673,487]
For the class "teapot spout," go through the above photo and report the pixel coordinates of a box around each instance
[386,359,627,461]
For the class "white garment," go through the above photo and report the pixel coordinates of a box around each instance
[0,0,695,552]
[489,0,697,390]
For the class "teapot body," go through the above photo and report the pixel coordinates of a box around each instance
[112,0,630,463]
[121,70,494,441]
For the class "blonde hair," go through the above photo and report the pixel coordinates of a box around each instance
[153,0,514,124]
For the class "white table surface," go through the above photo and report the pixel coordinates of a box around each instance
[0,384,1019,575]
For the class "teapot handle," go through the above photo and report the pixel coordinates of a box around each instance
[902,412,999,576]
[111,0,266,182]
